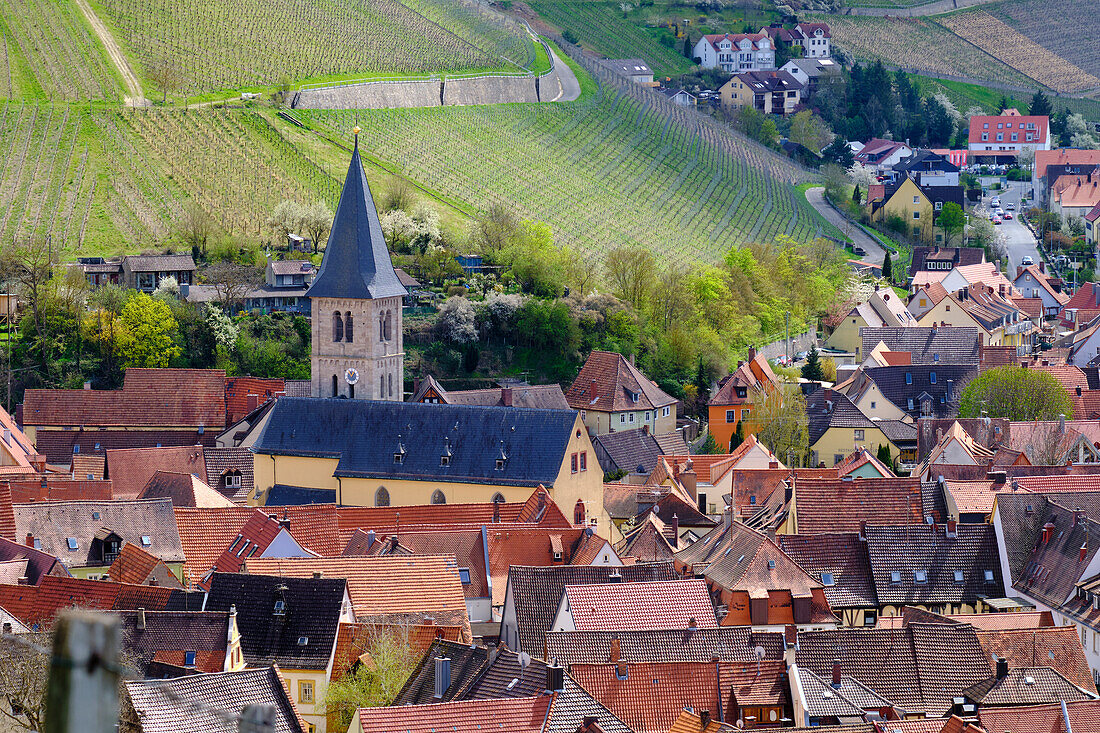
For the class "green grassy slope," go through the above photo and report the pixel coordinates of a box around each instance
[993,0,1100,78]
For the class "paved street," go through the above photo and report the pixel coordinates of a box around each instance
[805,186,886,264]
[974,179,1041,276]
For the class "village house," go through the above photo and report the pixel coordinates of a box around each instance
[411,374,569,409]
[1035,148,1100,207]
[968,108,1050,154]
[865,177,965,244]
[121,253,197,293]
[600,58,655,85]
[184,258,316,315]
[1012,263,1068,318]
[707,351,779,450]
[850,138,912,173]
[806,389,915,467]
[823,286,916,357]
[778,57,841,96]
[764,22,831,58]
[692,32,774,72]
[1051,172,1100,220]
[718,70,803,115]
[565,350,677,437]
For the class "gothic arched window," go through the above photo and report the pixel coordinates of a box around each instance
[382,311,391,342]
[378,313,385,342]
[431,489,447,505]
[491,492,506,503]
[344,311,354,342]
[574,500,586,526]
[375,487,390,507]
[332,374,339,398]
[333,311,343,342]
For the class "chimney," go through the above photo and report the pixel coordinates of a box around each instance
[680,459,698,500]
[610,635,620,663]
[589,380,598,402]
[670,514,679,546]
[688,617,698,631]
[936,428,943,444]
[246,394,260,413]
[433,657,452,698]
[768,460,779,469]
[366,529,376,549]
[83,381,91,390]
[1081,543,1089,562]
[492,501,500,523]
[748,347,757,362]
[1060,414,1066,436]
[1040,261,1045,274]
[609,569,623,583]
[996,657,1008,679]
[502,387,513,407]
[312,571,323,579]
[831,660,842,688]
[858,520,867,542]
[642,423,649,435]
[1042,521,1055,544]
[783,624,797,668]
[699,711,711,730]
[25,533,33,547]
[946,520,958,539]
[1,623,10,634]
[137,608,146,631]
[547,663,565,692]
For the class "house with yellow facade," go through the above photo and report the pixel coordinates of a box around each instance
[806,388,916,468]
[866,178,965,245]
[823,287,917,357]
[914,283,1034,349]
[718,69,804,115]
[249,397,608,530]
[565,351,677,437]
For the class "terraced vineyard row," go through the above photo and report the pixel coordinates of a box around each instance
[817,15,1034,88]
[100,0,533,96]
[0,104,342,254]
[996,0,1100,79]
[302,82,821,266]
[529,2,694,78]
[937,11,1100,94]
[0,0,123,100]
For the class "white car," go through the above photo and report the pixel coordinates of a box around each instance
[1021,256,1034,266]
[1005,202,1015,211]
[991,197,1001,207]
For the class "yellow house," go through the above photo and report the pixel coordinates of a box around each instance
[824,287,916,357]
[564,350,678,437]
[807,389,913,468]
[250,397,609,530]
[718,70,803,115]
[916,283,1033,348]
[837,369,910,422]
[866,177,966,245]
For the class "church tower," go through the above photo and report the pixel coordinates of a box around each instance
[308,131,407,400]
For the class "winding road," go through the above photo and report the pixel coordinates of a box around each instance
[805,186,886,264]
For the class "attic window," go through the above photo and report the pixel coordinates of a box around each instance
[141,536,151,546]
[92,512,100,520]
[495,458,506,470]
[905,373,912,385]
[32,539,40,549]
[930,372,937,384]
[749,495,756,505]
[821,572,835,586]
[298,636,309,646]
[953,570,964,584]
[440,455,450,467]
[459,568,471,585]
[767,560,776,570]
[890,571,901,584]
[274,600,286,616]
[66,538,78,551]
[393,452,404,465]
[984,570,995,583]
[914,570,928,584]
[184,651,196,667]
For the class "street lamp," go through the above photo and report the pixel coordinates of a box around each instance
[964,214,969,248]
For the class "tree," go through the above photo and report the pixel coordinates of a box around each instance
[471,202,520,263]
[604,245,656,311]
[789,110,831,156]
[882,251,892,282]
[1029,90,1052,118]
[876,443,892,469]
[178,202,214,257]
[322,625,419,733]
[729,416,744,452]
[147,55,184,103]
[117,292,182,368]
[747,384,808,467]
[205,261,259,312]
[821,163,849,203]
[86,284,131,385]
[821,135,854,168]
[683,34,692,59]
[801,345,824,381]
[0,630,49,731]
[937,201,965,246]
[959,366,1073,421]
[303,201,333,253]
[996,94,1009,113]
[436,296,479,344]
[268,200,305,247]
[1,236,58,374]
[380,179,414,213]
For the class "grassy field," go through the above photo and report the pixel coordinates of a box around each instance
[94,0,535,98]
[912,75,1100,121]
[0,0,123,101]
[816,15,1034,88]
[299,75,824,266]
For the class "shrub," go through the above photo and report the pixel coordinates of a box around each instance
[959,366,1073,421]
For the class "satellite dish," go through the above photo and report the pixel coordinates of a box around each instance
[754,645,766,660]
[517,652,531,669]
[344,368,360,385]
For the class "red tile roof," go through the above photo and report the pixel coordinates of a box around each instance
[106,445,206,500]
[23,368,226,428]
[7,478,113,502]
[719,660,788,707]
[0,483,13,542]
[565,351,676,413]
[0,574,174,628]
[978,699,1100,733]
[570,662,720,733]
[107,542,168,585]
[793,477,923,534]
[968,112,1049,147]
[561,580,717,631]
[357,693,552,733]
[487,528,609,606]
[224,376,284,424]
[207,510,288,578]
[1035,149,1100,180]
[975,626,1094,691]
[330,621,465,682]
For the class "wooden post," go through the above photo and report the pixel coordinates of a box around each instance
[238,704,275,733]
[44,610,121,733]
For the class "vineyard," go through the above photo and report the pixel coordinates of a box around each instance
[937,11,1100,94]
[97,0,534,97]
[299,75,823,266]
[0,0,123,101]
[0,104,343,254]
[817,15,1034,88]
[995,0,1100,79]
[529,2,695,78]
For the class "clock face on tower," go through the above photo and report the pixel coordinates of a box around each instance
[344,368,360,385]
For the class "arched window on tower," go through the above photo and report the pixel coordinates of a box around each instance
[574,500,586,526]
[380,375,385,399]
[375,487,390,507]
[384,311,392,341]
[491,492,506,503]
[388,373,394,398]
[344,312,354,342]
[332,374,339,398]
[333,311,343,342]
[378,313,385,342]
[431,489,447,505]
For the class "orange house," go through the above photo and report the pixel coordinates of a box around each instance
[708,352,779,451]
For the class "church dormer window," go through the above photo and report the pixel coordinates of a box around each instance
[344,312,354,342]
[333,311,344,342]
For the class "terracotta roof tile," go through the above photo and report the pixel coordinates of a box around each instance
[777,533,877,608]
[138,471,234,508]
[330,621,465,682]
[565,351,676,413]
[106,446,206,500]
[977,699,1100,733]
[6,479,113,503]
[70,454,105,480]
[668,709,722,733]
[561,580,717,631]
[224,376,284,424]
[108,542,172,585]
[487,528,611,606]
[208,510,288,579]
[975,626,1094,691]
[793,477,923,534]
[358,696,553,733]
[719,660,788,707]
[962,666,1093,706]
[0,483,12,542]
[0,574,174,628]
[570,662,720,733]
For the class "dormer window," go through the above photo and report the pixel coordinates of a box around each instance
[914,570,928,584]
[459,568,471,584]
[495,458,506,470]
[440,455,450,467]
[298,636,309,646]
[274,600,286,615]
[394,452,404,465]
[141,536,151,546]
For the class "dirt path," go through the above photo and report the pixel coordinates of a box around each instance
[72,0,147,105]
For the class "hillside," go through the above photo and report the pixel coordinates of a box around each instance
[993,0,1100,80]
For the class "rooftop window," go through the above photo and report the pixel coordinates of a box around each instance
[297,636,308,646]
[140,536,151,546]
[984,570,995,582]
[274,600,286,616]
[184,651,196,667]
[66,538,78,551]
[914,570,928,584]
[821,572,835,586]
[459,568,471,585]
[890,571,901,584]
[953,570,964,584]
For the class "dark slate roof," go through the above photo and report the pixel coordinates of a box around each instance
[203,572,345,670]
[893,149,960,175]
[124,667,305,733]
[860,327,981,366]
[265,485,337,506]
[865,364,976,419]
[863,524,1004,606]
[777,533,878,608]
[545,627,784,666]
[546,676,634,733]
[466,648,552,700]
[204,447,254,503]
[253,398,578,488]
[962,667,1094,706]
[795,623,993,716]
[395,638,488,704]
[877,419,918,446]
[506,562,678,658]
[593,429,668,474]
[123,253,197,273]
[0,535,65,585]
[306,142,406,301]
[806,390,875,445]
[909,247,985,277]
[114,610,231,675]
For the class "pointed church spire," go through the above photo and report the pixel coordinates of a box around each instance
[306,132,407,301]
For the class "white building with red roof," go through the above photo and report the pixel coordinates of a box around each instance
[968,108,1050,154]
[692,32,774,73]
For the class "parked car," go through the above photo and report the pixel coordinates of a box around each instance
[993,215,1003,224]
[1022,255,1034,265]
[853,246,866,256]
[795,350,808,361]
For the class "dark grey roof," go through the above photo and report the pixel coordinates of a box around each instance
[505,562,678,658]
[546,676,633,733]
[860,327,981,366]
[204,446,254,503]
[545,627,784,666]
[908,247,985,277]
[877,419,918,446]
[592,429,667,474]
[204,572,345,670]
[114,610,231,675]
[265,485,337,505]
[123,253,196,273]
[777,533,878,609]
[865,364,976,419]
[0,536,65,585]
[253,398,578,488]
[863,523,1004,606]
[894,149,960,175]
[306,143,406,300]
[395,639,488,704]
[806,390,875,445]
[466,648,551,700]
[961,667,1094,706]
[124,667,305,733]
